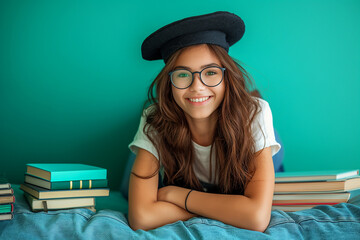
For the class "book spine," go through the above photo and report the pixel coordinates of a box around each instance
[272,202,339,206]
[51,179,107,190]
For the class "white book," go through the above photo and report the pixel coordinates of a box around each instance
[275,169,359,182]
[24,193,95,211]
[272,205,317,212]
[0,213,13,221]
[273,192,350,204]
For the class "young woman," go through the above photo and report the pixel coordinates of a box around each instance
[128,11,281,232]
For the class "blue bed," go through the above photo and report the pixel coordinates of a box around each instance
[1,185,360,239]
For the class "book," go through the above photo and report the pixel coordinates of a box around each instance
[272,192,350,204]
[0,177,11,189]
[87,206,96,213]
[0,212,13,221]
[272,205,318,212]
[275,169,359,182]
[272,202,340,206]
[0,195,16,204]
[25,174,108,190]
[0,204,13,213]
[24,193,95,211]
[0,188,13,196]
[274,176,360,193]
[0,183,11,190]
[26,163,107,182]
[20,183,109,199]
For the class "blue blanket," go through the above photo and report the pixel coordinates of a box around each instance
[1,185,360,239]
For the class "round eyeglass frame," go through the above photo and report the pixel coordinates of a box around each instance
[169,66,226,89]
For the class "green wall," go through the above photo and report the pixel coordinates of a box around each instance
[1,0,359,189]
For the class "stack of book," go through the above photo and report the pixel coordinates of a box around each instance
[0,178,15,221]
[272,169,360,212]
[20,163,109,212]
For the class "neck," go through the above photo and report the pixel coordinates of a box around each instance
[186,113,218,146]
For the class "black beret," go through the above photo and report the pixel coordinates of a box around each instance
[141,11,245,62]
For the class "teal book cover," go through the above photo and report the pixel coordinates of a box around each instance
[26,163,107,182]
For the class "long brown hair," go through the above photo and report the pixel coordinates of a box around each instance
[137,44,264,194]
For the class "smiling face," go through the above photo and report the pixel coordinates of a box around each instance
[171,44,225,122]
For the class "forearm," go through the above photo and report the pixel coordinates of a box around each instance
[129,200,196,231]
[187,191,270,231]
[164,187,271,232]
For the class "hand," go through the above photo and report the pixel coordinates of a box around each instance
[158,186,198,217]
[157,185,190,207]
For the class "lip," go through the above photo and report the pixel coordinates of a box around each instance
[186,96,212,105]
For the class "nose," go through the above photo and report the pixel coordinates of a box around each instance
[189,72,205,91]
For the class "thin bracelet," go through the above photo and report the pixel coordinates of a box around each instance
[185,189,194,213]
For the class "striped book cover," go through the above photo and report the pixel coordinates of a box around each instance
[25,174,108,190]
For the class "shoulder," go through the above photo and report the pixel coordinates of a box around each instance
[137,104,157,128]
[250,96,274,127]
[142,104,160,123]
[128,104,160,160]
[251,96,271,118]
[141,104,155,119]
[252,96,270,108]
[250,96,281,155]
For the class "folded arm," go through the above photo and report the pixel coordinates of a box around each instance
[128,147,274,232]
[128,148,197,231]
[157,146,275,232]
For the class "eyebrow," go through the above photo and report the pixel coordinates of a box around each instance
[174,63,221,71]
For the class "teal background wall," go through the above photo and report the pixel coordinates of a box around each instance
[1,0,359,189]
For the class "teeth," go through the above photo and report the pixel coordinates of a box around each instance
[189,97,210,103]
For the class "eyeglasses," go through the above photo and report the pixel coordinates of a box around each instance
[169,66,226,89]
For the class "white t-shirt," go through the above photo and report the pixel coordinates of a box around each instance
[128,97,281,184]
